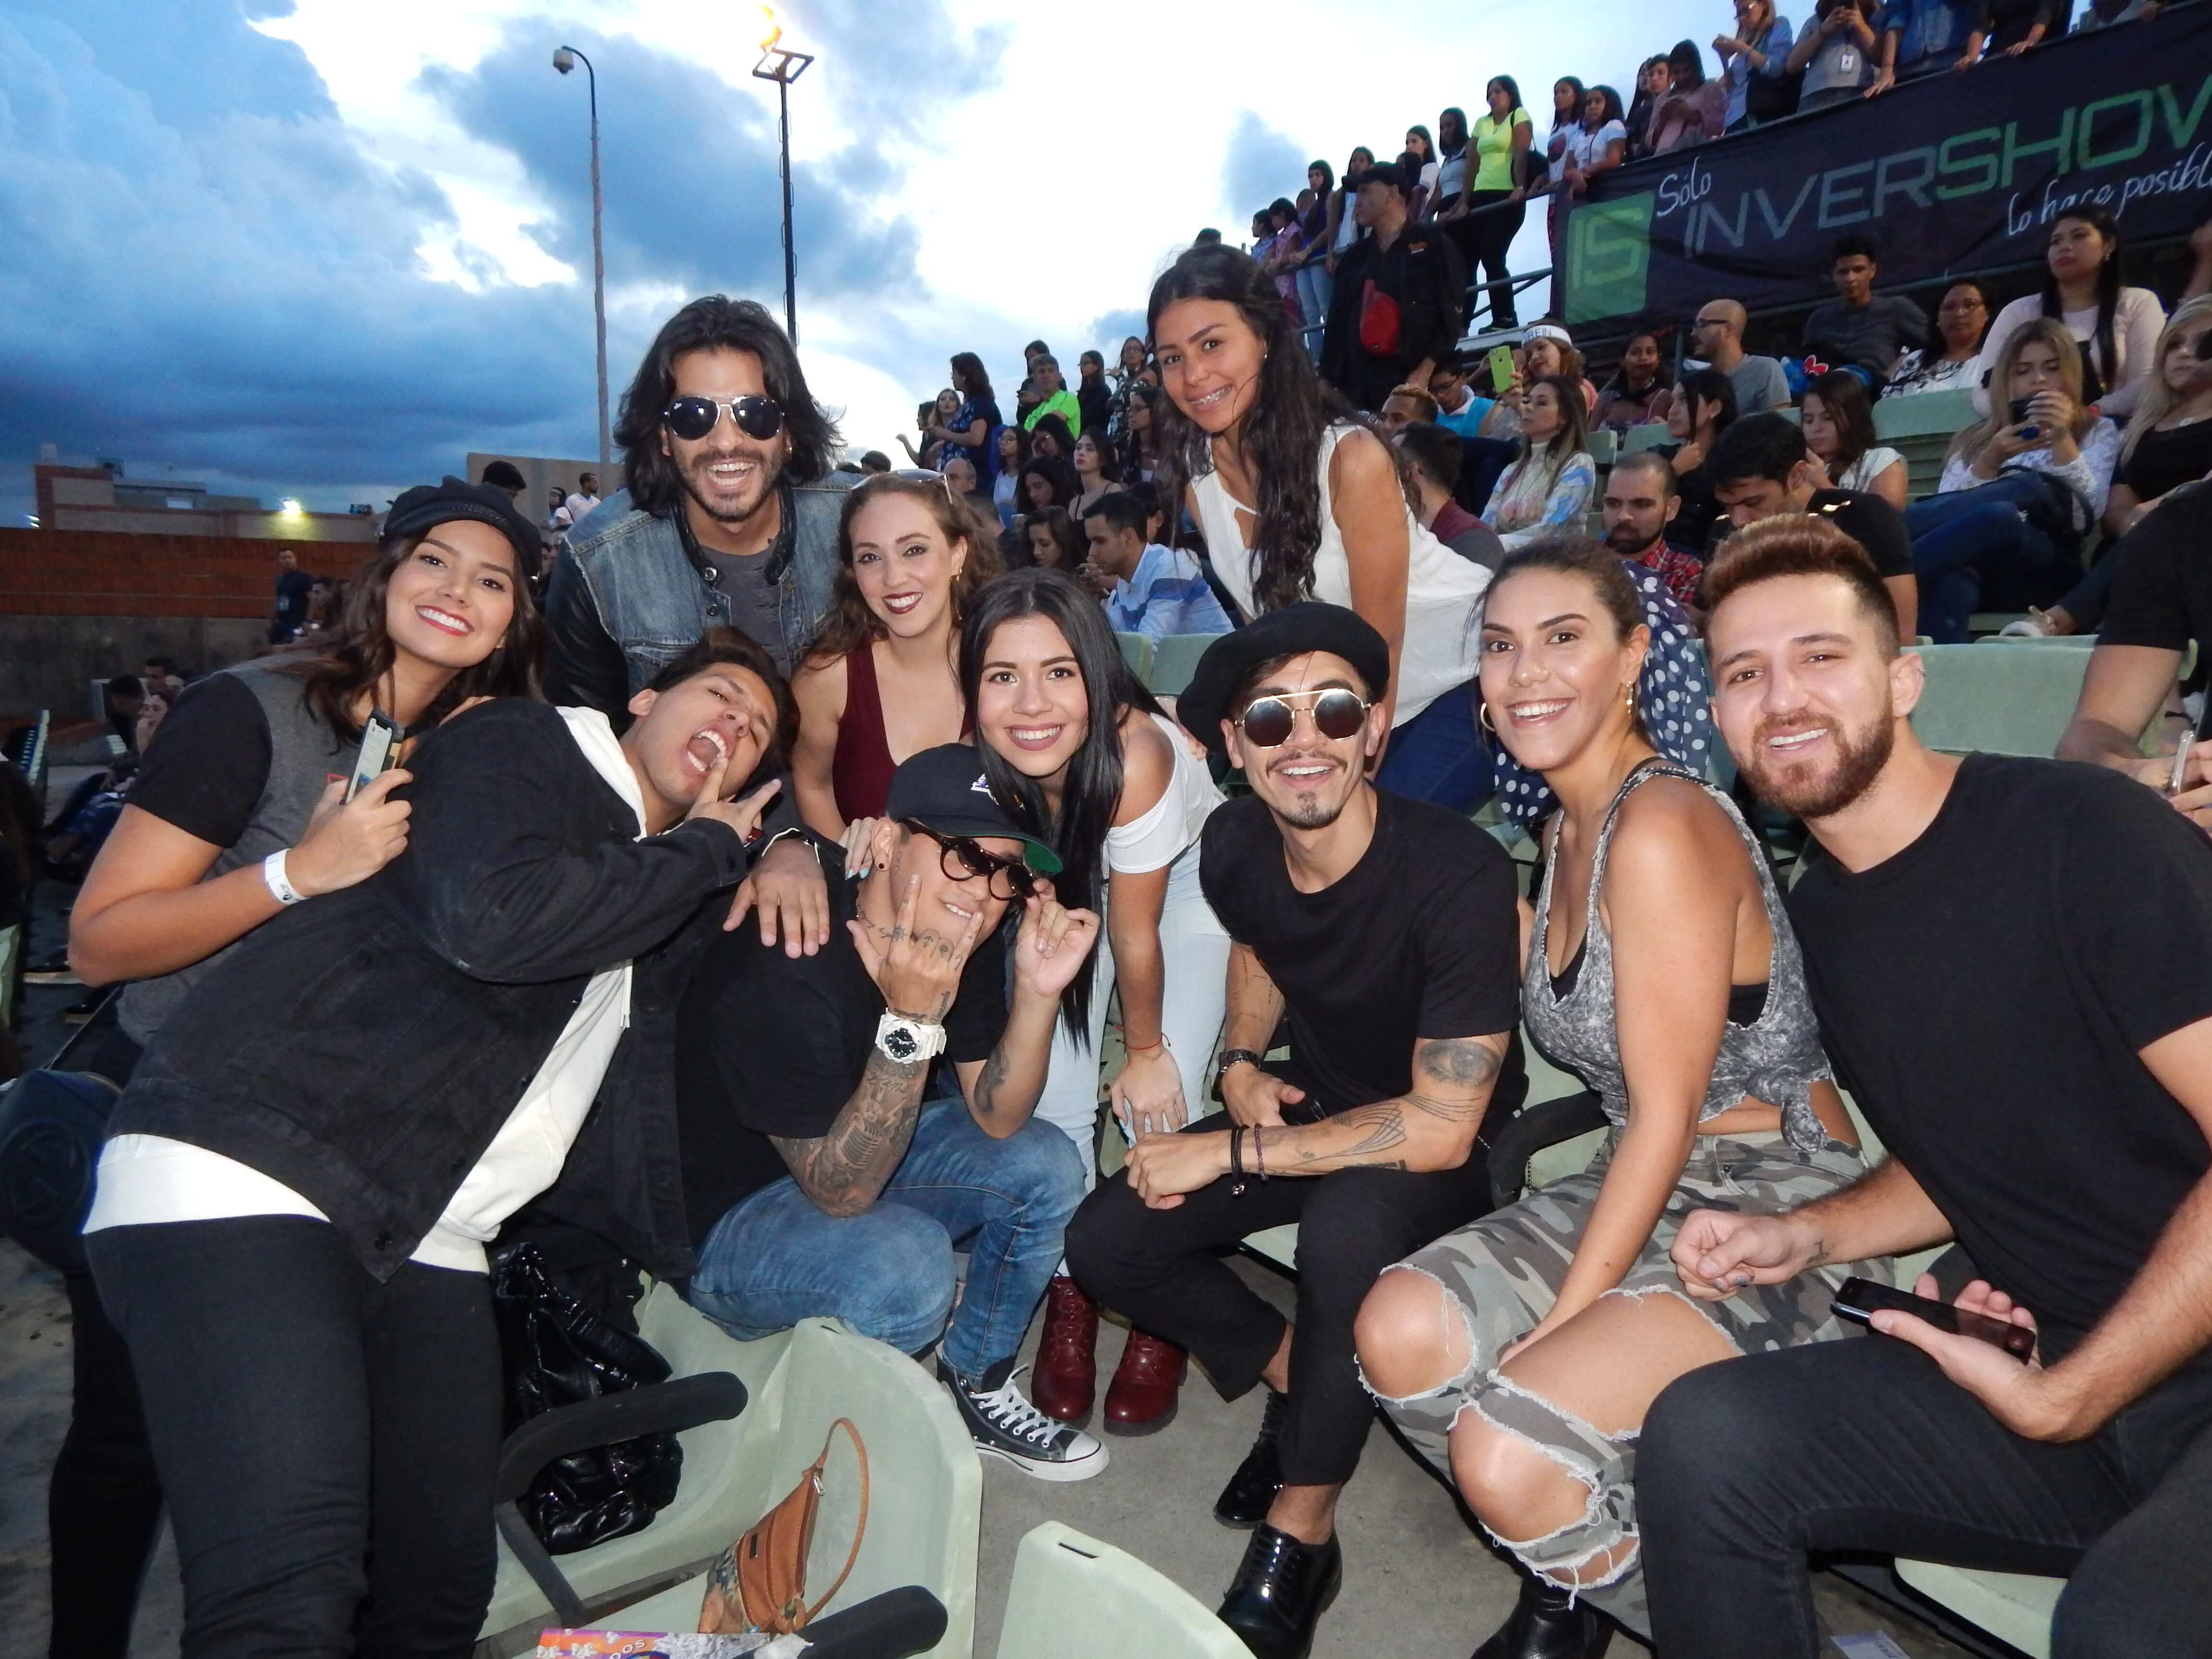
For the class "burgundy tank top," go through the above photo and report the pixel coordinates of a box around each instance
[831,644,897,825]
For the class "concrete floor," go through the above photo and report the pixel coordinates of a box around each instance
[2,821,1980,1659]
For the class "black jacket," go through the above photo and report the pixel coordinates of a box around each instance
[111,699,751,1281]
[1321,221,1469,411]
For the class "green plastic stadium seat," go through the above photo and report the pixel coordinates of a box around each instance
[479,1308,980,1658]
[1873,388,1979,441]
[997,1522,1249,1659]
[1149,631,1231,697]
[1116,631,1156,685]
[1622,422,1673,455]
[1587,429,1620,467]
[1902,642,2091,757]
[1893,1560,2061,1658]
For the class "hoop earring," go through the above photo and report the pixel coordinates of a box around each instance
[1478,700,1496,734]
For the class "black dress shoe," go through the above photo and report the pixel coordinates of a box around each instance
[1470,1575,1614,1659]
[1213,1389,1287,1527]
[1216,1524,1341,1659]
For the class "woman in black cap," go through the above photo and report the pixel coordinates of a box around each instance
[42,477,542,1659]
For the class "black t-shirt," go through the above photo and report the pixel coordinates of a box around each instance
[2099,484,2212,654]
[273,567,315,626]
[2121,420,2212,503]
[130,673,281,846]
[673,857,1010,1244]
[1787,755,2212,1354]
[1199,789,1520,1115]
[1806,488,1913,581]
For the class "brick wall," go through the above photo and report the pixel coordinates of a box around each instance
[0,529,375,619]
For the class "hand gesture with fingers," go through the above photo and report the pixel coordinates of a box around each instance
[686,747,782,843]
[1011,890,1101,1003]
[288,769,414,897]
[849,873,986,1023]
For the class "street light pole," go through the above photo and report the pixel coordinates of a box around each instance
[553,45,611,467]
[751,13,814,345]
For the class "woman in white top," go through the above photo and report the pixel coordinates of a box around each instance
[961,568,1230,1429]
[1323,144,1375,276]
[1906,320,2120,641]
[1802,371,1908,509]
[1149,241,1495,810]
[1562,85,1629,198]
[1482,374,1600,552]
[1975,206,2166,421]
[1883,279,1993,398]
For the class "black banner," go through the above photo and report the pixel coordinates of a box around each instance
[1562,9,2212,332]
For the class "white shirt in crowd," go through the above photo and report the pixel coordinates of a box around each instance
[1190,422,1489,725]
[84,706,646,1273]
[1972,289,2167,421]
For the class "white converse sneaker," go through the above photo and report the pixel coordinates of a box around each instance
[938,1356,1109,1482]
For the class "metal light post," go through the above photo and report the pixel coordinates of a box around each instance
[553,45,611,467]
[751,11,814,345]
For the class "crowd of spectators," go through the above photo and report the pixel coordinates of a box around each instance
[5,8,2212,1658]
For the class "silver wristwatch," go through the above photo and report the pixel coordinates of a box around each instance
[874,1010,948,1066]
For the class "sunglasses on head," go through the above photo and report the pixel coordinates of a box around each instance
[899,819,1040,901]
[663,394,785,443]
[1236,687,1371,748]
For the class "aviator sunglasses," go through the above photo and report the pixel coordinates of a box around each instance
[663,393,785,443]
[1236,687,1371,748]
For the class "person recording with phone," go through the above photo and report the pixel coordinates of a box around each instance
[32,476,542,1659]
[1902,320,2120,643]
[1636,518,2212,1659]
[82,629,795,1657]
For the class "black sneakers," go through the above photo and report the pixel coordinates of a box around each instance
[1214,1388,1287,1527]
[21,953,80,986]
[937,1355,1108,1483]
[1216,1523,1341,1659]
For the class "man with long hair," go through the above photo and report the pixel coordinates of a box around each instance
[545,295,851,710]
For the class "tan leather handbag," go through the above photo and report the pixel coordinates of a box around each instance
[698,1419,868,1636]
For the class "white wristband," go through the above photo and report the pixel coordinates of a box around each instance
[263,850,306,906]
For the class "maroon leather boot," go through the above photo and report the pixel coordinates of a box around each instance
[1103,1329,1187,1434]
[1032,1274,1099,1424]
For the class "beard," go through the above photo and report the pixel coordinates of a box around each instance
[679,445,780,526]
[1604,520,1661,556]
[1739,708,1895,820]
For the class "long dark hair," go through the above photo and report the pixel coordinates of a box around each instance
[1585,85,1624,129]
[1805,370,1877,485]
[296,531,544,740]
[805,473,998,663]
[1146,243,1359,612]
[959,568,1162,1036]
[1020,457,1077,510]
[1550,76,1587,130]
[1074,427,1122,484]
[1666,40,1706,90]
[1602,328,1671,395]
[1438,108,1468,156]
[2042,207,2121,401]
[950,350,993,402]
[613,295,842,514]
[1019,505,1083,569]
[1403,128,1433,164]
[1516,373,1592,495]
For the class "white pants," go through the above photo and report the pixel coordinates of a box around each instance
[1031,846,1231,1187]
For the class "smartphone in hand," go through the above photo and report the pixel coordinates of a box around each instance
[346,711,402,802]
[1832,1275,2036,1360]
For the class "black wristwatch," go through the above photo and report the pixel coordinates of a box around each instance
[1213,1049,1264,1102]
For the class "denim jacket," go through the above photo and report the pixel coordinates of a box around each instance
[545,474,856,719]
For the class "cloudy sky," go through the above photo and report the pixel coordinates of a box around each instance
[0,0,1719,524]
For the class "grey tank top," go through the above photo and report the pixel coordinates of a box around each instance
[119,658,351,1044]
[1525,760,1832,1156]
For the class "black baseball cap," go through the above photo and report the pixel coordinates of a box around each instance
[1179,604,1392,760]
[382,476,542,574]
[885,745,1064,875]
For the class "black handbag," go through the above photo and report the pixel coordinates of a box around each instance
[490,1239,684,1554]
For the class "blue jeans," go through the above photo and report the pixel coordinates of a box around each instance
[1295,264,1334,362]
[1376,679,1495,812]
[1906,473,2075,643]
[685,1097,1084,1378]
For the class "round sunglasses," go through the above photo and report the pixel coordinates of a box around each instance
[1236,687,1370,748]
[899,819,1041,901]
[663,393,784,443]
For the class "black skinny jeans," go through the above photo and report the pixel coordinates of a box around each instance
[1640,1334,2212,1659]
[86,1216,504,1659]
[1450,192,1527,329]
[1066,1111,1493,1488]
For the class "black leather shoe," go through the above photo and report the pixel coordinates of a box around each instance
[1469,1575,1614,1659]
[1213,1389,1287,1527]
[1216,1524,1342,1659]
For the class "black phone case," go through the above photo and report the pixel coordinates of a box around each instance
[1832,1276,2036,1360]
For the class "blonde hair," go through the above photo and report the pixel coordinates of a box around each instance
[1948,319,2093,466]
[2119,295,2212,468]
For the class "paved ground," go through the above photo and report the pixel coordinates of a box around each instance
[1,817,1980,1659]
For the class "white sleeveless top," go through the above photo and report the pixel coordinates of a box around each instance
[1107,711,1225,874]
[1190,422,1488,724]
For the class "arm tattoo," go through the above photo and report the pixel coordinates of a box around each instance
[1286,1102,1411,1165]
[972,1044,1010,1118]
[771,1047,928,1217]
[1416,1037,1503,1091]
